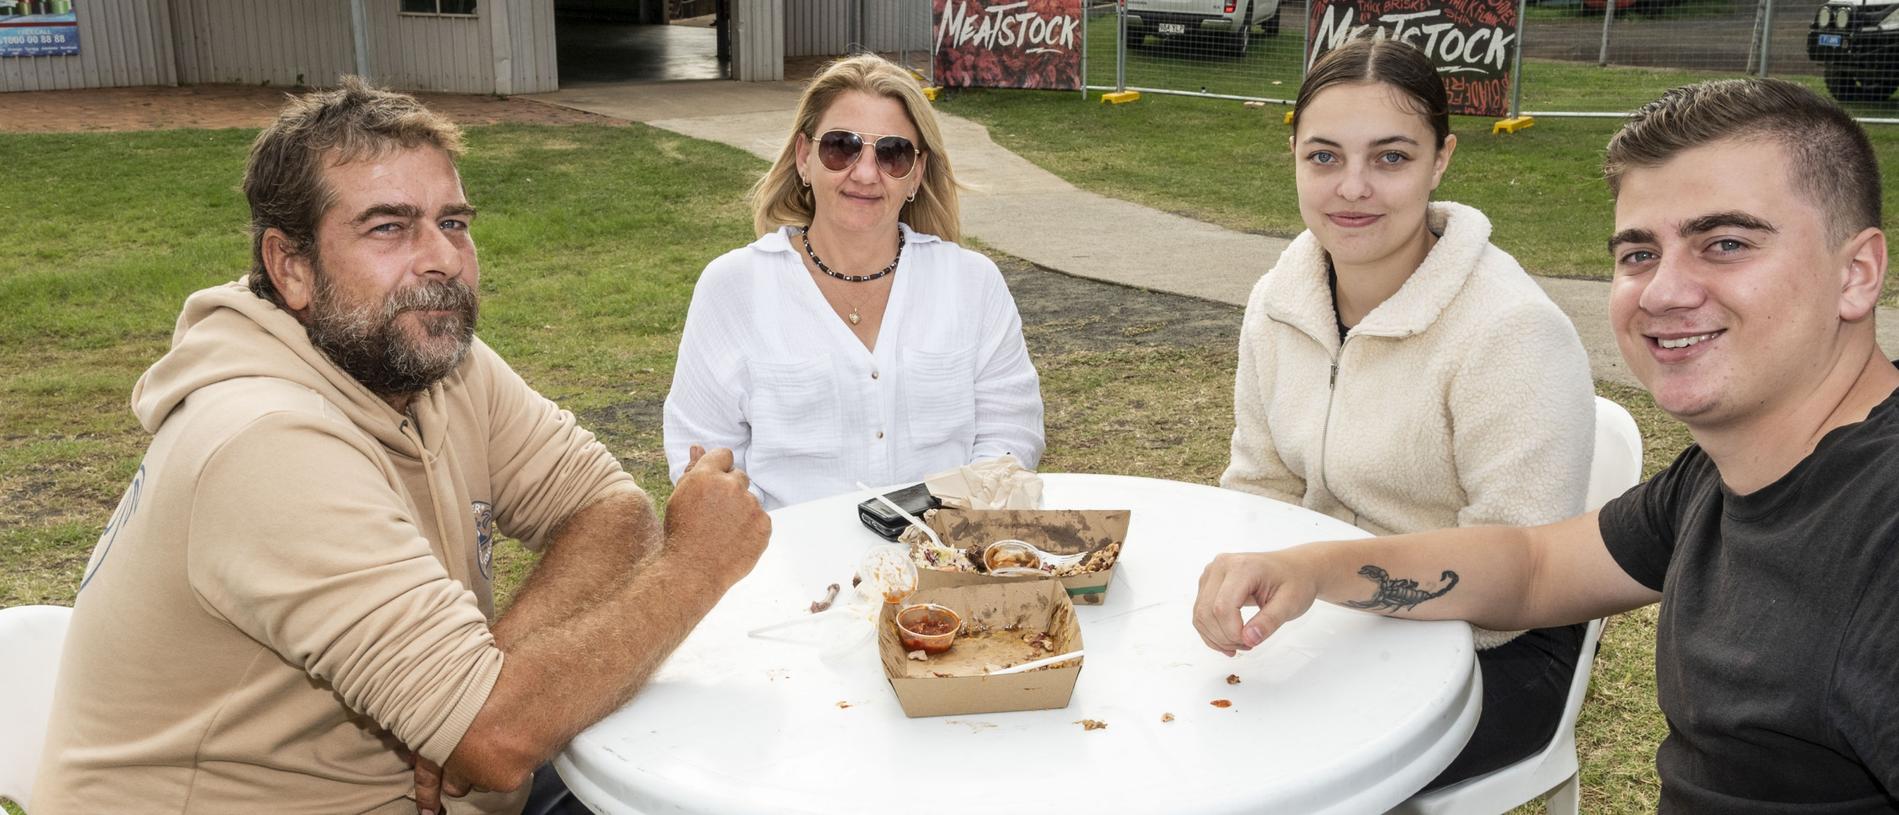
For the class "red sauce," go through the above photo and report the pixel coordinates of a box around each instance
[908,616,956,635]
[897,605,960,654]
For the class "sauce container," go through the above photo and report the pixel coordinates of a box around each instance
[894,603,962,655]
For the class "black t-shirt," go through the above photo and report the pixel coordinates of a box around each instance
[1600,384,1899,813]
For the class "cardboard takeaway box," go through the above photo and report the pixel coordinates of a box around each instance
[880,580,1083,718]
[914,508,1131,605]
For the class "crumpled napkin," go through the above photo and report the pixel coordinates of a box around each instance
[924,454,1043,510]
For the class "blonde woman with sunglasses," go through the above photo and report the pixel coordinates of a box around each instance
[662,54,1045,509]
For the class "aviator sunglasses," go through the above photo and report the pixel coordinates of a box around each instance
[810,129,922,179]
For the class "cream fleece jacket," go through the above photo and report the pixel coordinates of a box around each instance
[1220,202,1594,650]
[34,281,637,814]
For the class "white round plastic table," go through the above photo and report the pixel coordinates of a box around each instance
[555,474,1479,815]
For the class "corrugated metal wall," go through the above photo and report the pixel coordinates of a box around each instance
[167,0,555,95]
[785,0,929,58]
[4,0,832,93]
[506,0,556,93]
[785,0,847,57]
[0,0,176,92]
[361,2,491,92]
[732,0,782,81]
[862,0,929,54]
[171,0,354,87]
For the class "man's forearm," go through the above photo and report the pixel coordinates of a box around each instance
[1297,525,1545,631]
[491,487,659,650]
[1297,512,1649,631]
[446,547,733,790]
[437,444,770,792]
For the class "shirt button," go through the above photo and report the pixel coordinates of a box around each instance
[871,370,880,380]
[876,430,885,439]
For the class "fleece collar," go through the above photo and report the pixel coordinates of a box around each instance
[1263,201,1492,347]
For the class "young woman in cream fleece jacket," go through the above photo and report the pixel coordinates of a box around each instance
[1215,40,1595,788]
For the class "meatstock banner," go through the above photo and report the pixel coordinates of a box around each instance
[1305,0,1518,116]
[934,0,1083,91]
[0,1,81,58]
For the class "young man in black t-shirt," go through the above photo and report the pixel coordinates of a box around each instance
[1192,78,1899,812]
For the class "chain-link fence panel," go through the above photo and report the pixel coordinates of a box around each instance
[894,0,930,84]
[1510,0,1874,116]
[1084,0,1309,101]
[1053,0,1899,120]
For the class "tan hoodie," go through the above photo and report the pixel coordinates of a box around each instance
[33,281,637,814]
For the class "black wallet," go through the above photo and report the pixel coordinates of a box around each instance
[856,482,942,540]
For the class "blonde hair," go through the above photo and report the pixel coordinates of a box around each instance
[750,54,962,242]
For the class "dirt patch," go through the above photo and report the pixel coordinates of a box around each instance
[998,254,1241,356]
[0,84,626,133]
[573,252,1240,456]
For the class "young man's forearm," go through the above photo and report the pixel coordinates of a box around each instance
[1293,525,1547,630]
[490,487,659,650]
[1295,512,1653,631]
[1197,512,1653,656]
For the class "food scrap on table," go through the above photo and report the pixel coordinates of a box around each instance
[809,583,841,613]
[1161,713,1175,723]
[835,701,851,709]
[1210,699,1233,708]
[1226,673,1241,685]
[1076,719,1108,731]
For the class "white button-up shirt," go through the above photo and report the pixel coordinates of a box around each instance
[663,224,1045,509]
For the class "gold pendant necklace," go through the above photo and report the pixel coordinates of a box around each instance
[802,227,895,328]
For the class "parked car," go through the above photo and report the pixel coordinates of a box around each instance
[1808,0,1899,102]
[1124,0,1282,56]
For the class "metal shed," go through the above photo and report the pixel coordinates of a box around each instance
[0,0,932,93]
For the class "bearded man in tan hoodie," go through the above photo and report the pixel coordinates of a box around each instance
[32,79,770,814]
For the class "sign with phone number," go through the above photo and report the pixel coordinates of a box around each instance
[1,8,82,58]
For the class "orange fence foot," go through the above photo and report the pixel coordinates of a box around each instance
[1491,115,1536,135]
[1101,90,1140,105]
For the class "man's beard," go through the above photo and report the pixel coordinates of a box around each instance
[304,263,479,400]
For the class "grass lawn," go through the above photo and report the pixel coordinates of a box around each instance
[3,121,1685,813]
[937,75,1899,299]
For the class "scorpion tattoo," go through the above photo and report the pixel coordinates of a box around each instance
[1343,565,1459,613]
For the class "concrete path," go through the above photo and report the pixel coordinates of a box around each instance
[534,80,1283,305]
[528,80,1898,389]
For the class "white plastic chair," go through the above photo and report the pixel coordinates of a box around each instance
[1390,397,1643,815]
[0,605,73,813]
[1583,396,1644,514]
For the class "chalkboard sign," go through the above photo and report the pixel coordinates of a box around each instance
[1305,0,1519,117]
[933,0,1084,91]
